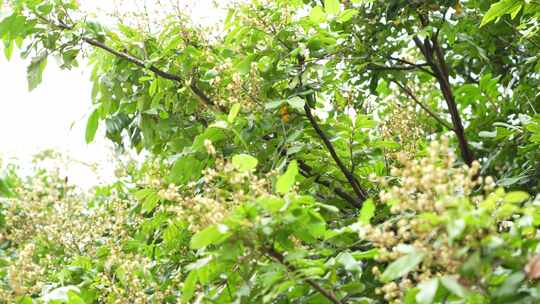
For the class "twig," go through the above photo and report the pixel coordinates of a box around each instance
[388,56,436,76]
[429,35,474,165]
[297,160,361,208]
[37,14,222,111]
[391,80,454,131]
[265,247,345,304]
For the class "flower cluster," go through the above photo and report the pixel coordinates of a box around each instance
[158,157,273,231]
[381,101,425,156]
[0,166,177,302]
[364,138,496,303]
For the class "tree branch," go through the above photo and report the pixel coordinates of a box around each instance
[265,247,345,304]
[388,56,436,76]
[297,160,362,208]
[367,63,422,72]
[391,79,454,131]
[429,35,474,166]
[42,15,221,111]
[304,103,367,203]
[412,32,474,166]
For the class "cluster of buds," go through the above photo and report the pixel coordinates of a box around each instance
[158,157,272,231]
[364,138,496,302]
[380,99,425,156]
[97,244,172,303]
[0,164,177,302]
[6,243,44,297]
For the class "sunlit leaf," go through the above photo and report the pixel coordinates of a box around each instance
[232,154,258,172]
[381,251,425,282]
[276,160,298,194]
[85,109,100,144]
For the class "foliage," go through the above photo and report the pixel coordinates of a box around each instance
[1,0,540,303]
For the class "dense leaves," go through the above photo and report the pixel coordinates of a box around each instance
[1,0,540,303]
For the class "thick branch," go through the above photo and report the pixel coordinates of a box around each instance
[413,33,474,165]
[304,103,367,203]
[297,160,361,208]
[429,36,474,166]
[265,247,344,304]
[391,80,454,131]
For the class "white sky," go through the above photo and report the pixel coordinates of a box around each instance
[0,0,224,188]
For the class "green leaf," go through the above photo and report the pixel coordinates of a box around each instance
[182,270,198,303]
[134,188,153,200]
[258,196,285,212]
[168,155,204,185]
[359,199,375,224]
[27,53,47,91]
[479,130,497,138]
[85,109,100,144]
[325,0,340,15]
[355,115,377,129]
[276,160,298,194]
[67,291,86,304]
[337,9,358,23]
[16,296,32,304]
[309,6,326,23]
[480,0,522,27]
[3,40,13,60]
[192,127,225,152]
[287,96,305,111]
[265,100,284,110]
[190,224,230,249]
[232,154,258,172]
[235,56,253,74]
[381,251,425,282]
[142,191,160,213]
[337,252,362,272]
[0,178,14,197]
[416,278,439,304]
[228,103,241,123]
[447,218,466,241]
[404,288,420,304]
[493,272,525,297]
[306,210,326,239]
[440,275,467,298]
[351,249,379,260]
[504,191,529,203]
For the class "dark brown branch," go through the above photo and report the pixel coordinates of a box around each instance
[265,247,344,304]
[297,160,361,208]
[391,80,454,131]
[82,37,182,82]
[387,56,436,76]
[367,63,421,72]
[412,32,474,166]
[304,103,367,203]
[429,36,474,166]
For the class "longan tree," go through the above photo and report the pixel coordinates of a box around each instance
[1,0,540,303]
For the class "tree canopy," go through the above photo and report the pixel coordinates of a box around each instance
[1,0,540,303]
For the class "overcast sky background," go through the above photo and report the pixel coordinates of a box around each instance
[0,0,224,187]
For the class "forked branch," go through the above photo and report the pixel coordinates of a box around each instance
[304,103,367,203]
